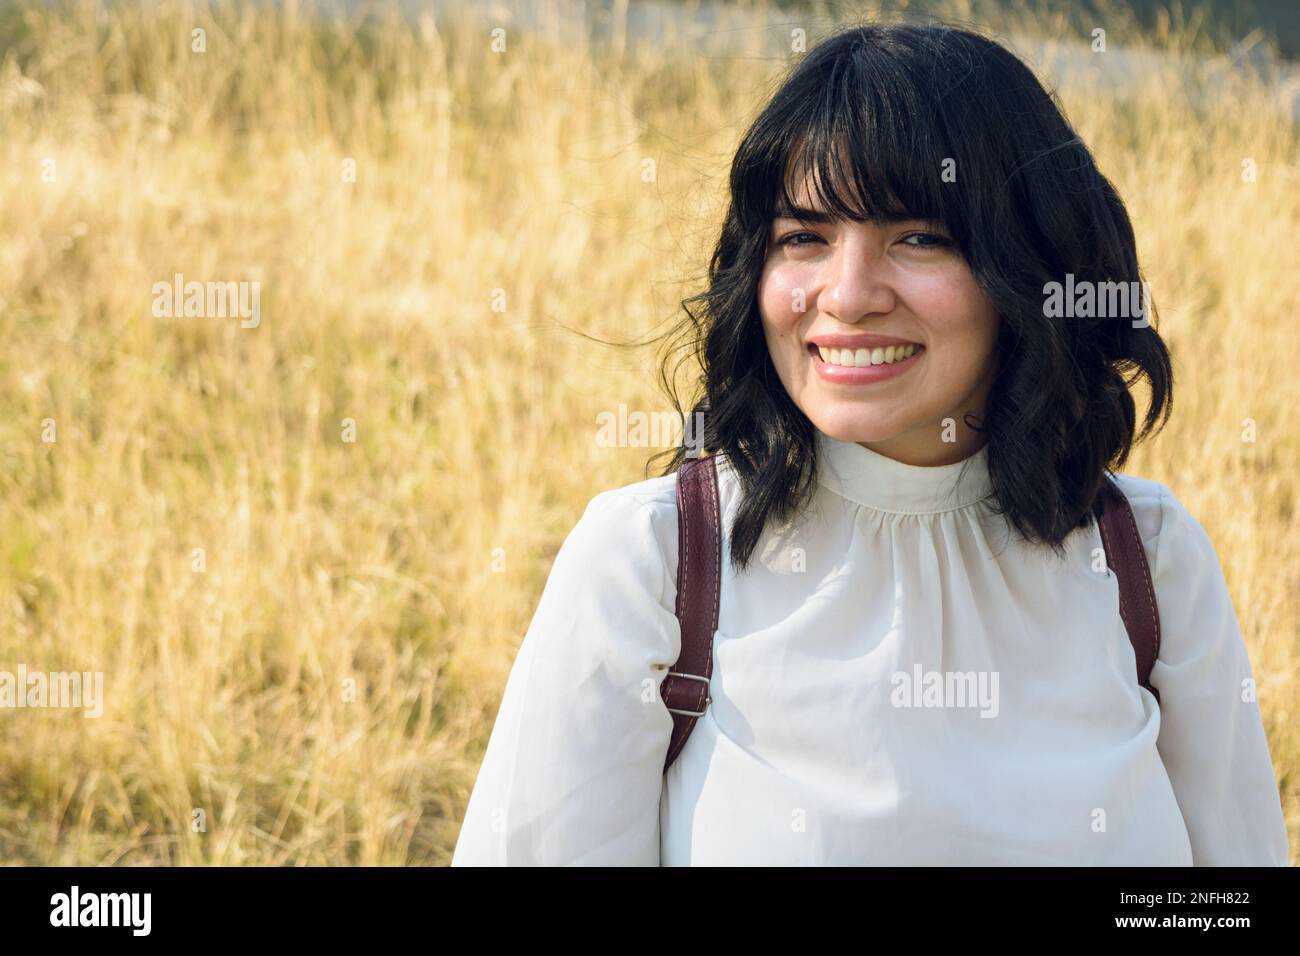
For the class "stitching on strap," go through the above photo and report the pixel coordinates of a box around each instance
[1101,479,1161,697]
[1119,489,1162,670]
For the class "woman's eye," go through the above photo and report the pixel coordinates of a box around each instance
[774,230,951,251]
[900,232,951,248]
[777,231,823,248]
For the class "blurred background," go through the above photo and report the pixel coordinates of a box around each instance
[0,0,1295,865]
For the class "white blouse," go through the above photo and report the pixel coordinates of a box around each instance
[451,429,1291,866]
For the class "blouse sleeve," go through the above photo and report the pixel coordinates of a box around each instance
[1149,484,1291,865]
[450,487,680,866]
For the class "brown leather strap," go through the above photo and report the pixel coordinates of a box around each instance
[1094,475,1162,704]
[661,454,720,772]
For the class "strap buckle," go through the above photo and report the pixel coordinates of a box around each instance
[664,671,711,717]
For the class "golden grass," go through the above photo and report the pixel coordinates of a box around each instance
[0,0,1295,864]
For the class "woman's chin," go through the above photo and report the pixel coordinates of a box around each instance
[804,410,917,446]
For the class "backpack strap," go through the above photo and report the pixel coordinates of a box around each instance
[1093,475,1163,705]
[661,454,720,773]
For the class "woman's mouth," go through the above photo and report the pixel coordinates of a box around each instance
[808,342,925,384]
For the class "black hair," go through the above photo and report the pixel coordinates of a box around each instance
[651,19,1173,572]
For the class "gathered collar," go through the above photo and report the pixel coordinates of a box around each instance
[813,428,994,515]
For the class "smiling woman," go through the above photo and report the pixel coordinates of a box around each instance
[450,20,1291,867]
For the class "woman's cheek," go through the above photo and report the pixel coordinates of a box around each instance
[760,263,812,331]
[904,269,976,329]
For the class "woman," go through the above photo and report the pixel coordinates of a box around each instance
[450,21,1290,866]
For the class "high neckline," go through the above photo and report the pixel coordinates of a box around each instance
[813,428,994,514]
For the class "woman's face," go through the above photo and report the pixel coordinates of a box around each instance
[758,174,1002,467]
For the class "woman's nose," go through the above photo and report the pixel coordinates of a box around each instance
[818,232,898,323]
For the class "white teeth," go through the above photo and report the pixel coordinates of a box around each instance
[821,344,919,367]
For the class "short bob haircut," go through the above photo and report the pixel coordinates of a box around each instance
[653,20,1173,572]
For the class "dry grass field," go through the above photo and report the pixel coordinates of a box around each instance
[0,0,1295,864]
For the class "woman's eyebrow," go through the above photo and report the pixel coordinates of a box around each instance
[771,202,836,224]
